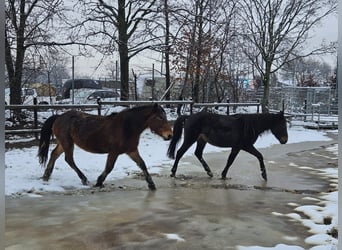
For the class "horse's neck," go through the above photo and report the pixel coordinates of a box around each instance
[248,114,275,136]
[130,107,152,130]
[115,109,150,137]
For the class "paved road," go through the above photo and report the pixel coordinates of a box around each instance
[5,137,337,250]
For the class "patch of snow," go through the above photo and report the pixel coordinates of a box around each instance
[163,233,185,242]
[237,244,305,250]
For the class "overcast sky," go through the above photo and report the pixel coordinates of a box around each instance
[70,14,338,79]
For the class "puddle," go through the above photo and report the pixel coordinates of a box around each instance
[6,140,337,250]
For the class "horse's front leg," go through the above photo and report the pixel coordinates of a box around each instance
[128,150,156,190]
[95,152,118,187]
[64,146,89,185]
[243,145,267,181]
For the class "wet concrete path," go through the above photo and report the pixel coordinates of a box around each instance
[5,138,337,250]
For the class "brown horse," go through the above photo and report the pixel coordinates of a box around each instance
[38,104,173,190]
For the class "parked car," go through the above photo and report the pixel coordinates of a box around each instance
[5,87,56,105]
[62,79,102,99]
[5,88,10,105]
[5,87,38,105]
[85,90,120,104]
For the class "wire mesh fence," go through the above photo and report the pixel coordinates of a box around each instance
[268,86,338,115]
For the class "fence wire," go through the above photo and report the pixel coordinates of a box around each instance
[268,86,338,115]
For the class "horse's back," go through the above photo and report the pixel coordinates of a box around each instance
[182,112,236,145]
[185,112,236,129]
[54,110,107,134]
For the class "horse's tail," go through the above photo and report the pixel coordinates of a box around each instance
[167,115,189,159]
[38,114,59,166]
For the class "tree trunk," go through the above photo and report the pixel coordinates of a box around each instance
[119,48,129,101]
[194,0,204,103]
[6,0,26,105]
[164,0,171,101]
[118,0,129,101]
[262,62,272,113]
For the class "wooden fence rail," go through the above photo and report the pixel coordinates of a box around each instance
[5,100,261,136]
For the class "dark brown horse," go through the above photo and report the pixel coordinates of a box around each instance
[38,104,173,190]
[167,111,288,180]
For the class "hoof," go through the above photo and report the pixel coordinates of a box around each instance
[261,172,268,181]
[41,176,49,182]
[148,183,156,191]
[94,183,104,188]
[207,171,213,178]
[170,172,176,178]
[221,176,227,180]
[82,179,90,186]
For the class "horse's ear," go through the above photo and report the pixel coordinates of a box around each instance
[279,111,287,121]
[153,103,159,111]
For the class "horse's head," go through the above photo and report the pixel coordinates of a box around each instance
[271,111,288,144]
[147,104,173,140]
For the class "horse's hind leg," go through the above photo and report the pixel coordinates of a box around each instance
[95,152,118,188]
[42,143,64,181]
[221,147,240,179]
[194,138,213,177]
[63,144,89,185]
[243,145,267,181]
[128,150,156,190]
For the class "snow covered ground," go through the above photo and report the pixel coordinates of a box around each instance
[5,126,333,196]
[5,107,338,250]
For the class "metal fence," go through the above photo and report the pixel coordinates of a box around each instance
[266,86,338,128]
[5,100,261,136]
[268,86,338,115]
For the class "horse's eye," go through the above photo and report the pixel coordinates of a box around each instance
[156,115,166,121]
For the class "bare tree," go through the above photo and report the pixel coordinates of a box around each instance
[169,0,212,102]
[75,0,158,100]
[169,3,198,101]
[282,57,333,86]
[144,0,173,101]
[36,49,70,88]
[170,0,239,103]
[5,0,74,105]
[206,0,238,103]
[162,0,171,101]
[238,0,337,112]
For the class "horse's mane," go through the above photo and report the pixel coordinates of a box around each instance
[119,104,163,137]
[234,113,280,138]
[120,104,156,114]
[121,104,166,117]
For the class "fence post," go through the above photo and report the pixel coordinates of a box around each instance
[303,99,307,122]
[33,97,38,139]
[226,98,230,115]
[97,98,102,115]
[257,99,260,113]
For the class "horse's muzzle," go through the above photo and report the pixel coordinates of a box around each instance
[163,133,173,141]
[279,136,288,144]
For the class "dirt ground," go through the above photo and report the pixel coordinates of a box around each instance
[5,134,338,250]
